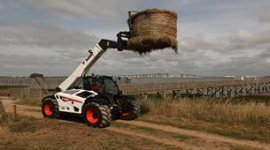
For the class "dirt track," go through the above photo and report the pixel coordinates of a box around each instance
[118,120,270,149]
[2,102,270,150]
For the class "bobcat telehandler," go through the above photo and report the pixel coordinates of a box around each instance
[41,31,140,128]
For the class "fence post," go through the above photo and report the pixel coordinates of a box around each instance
[0,101,5,119]
[163,92,167,100]
[144,93,148,100]
[13,104,17,119]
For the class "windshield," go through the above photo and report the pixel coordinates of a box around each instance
[103,77,119,95]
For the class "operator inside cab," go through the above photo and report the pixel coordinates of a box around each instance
[90,79,100,93]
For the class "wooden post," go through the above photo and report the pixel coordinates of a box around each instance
[172,90,176,100]
[0,101,5,119]
[221,87,224,98]
[144,93,148,100]
[163,92,167,100]
[246,86,250,96]
[13,104,17,119]
[0,101,4,112]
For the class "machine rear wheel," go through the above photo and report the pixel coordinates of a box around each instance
[120,100,140,120]
[42,97,60,118]
[83,102,111,128]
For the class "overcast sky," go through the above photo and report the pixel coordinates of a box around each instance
[0,0,270,77]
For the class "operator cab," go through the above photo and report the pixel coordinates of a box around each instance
[74,75,121,95]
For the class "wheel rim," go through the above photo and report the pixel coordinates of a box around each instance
[86,107,99,124]
[44,102,53,116]
[122,101,132,117]
[122,105,131,116]
[122,111,130,116]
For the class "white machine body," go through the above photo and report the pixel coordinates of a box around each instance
[55,89,98,114]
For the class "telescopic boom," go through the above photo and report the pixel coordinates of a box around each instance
[57,32,130,91]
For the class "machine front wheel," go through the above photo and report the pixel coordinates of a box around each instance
[83,102,111,128]
[41,97,60,118]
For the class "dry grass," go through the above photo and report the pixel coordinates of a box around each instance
[0,113,36,133]
[157,98,270,125]
[113,122,259,150]
[138,96,270,142]
[0,118,176,150]
[113,121,202,145]
[16,98,41,106]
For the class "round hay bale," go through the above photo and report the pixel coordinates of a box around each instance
[128,8,178,54]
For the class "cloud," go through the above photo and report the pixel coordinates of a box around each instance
[0,21,95,49]
[0,53,73,76]
[177,28,270,76]
[0,0,270,76]
[15,0,140,21]
[182,29,270,53]
[0,21,100,62]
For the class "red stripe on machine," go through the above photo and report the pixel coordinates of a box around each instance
[61,97,82,103]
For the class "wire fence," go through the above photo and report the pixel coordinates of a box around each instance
[0,76,269,100]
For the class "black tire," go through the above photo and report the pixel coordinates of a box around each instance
[83,102,111,128]
[120,99,140,120]
[41,97,60,118]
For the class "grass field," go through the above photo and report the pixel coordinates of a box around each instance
[138,95,270,143]
[0,114,178,150]
[14,93,270,143]
[7,91,270,146]
[2,94,270,149]
[1,108,263,150]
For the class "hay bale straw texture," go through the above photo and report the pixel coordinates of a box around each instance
[128,8,178,54]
